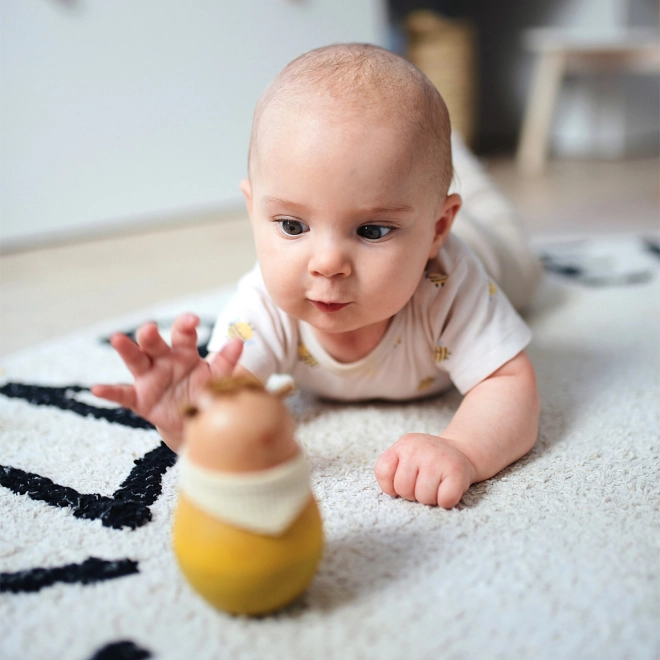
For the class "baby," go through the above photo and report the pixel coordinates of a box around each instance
[93,44,540,509]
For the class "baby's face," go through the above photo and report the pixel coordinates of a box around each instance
[242,106,458,340]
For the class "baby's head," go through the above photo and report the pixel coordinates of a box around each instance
[248,43,454,197]
[241,44,462,340]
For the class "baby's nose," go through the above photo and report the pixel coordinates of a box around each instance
[308,240,351,278]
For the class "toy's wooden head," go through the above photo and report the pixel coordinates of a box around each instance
[182,377,299,473]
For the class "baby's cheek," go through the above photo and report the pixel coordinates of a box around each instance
[260,260,295,300]
[370,279,416,318]
[266,282,304,320]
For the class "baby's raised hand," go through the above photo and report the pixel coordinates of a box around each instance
[92,313,243,452]
[374,434,476,509]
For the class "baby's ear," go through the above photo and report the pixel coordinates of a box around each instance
[429,193,462,258]
[240,179,253,215]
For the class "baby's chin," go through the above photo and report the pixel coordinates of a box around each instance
[308,313,394,340]
[294,308,356,332]
[282,304,361,334]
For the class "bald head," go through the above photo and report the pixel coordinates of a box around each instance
[248,43,453,195]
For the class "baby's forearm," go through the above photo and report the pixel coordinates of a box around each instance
[440,351,540,483]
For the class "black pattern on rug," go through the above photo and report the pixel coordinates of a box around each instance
[88,640,152,660]
[0,380,169,656]
[540,236,658,286]
[0,557,139,594]
[643,237,660,259]
[0,382,154,429]
[0,383,176,528]
[0,329,198,659]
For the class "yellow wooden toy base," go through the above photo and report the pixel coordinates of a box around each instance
[172,494,323,616]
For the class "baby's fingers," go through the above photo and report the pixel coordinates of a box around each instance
[209,338,244,377]
[391,460,419,502]
[414,471,443,507]
[170,313,200,351]
[374,450,399,497]
[135,322,170,360]
[109,333,152,377]
[91,384,137,411]
[436,474,467,510]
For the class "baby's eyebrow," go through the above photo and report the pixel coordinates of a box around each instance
[262,196,414,215]
[363,204,414,214]
[263,196,306,211]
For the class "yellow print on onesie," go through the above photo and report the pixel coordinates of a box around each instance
[297,342,319,367]
[488,281,498,298]
[426,272,448,288]
[434,343,451,363]
[417,376,436,392]
[227,321,254,343]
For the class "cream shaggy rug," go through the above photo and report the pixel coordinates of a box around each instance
[1,236,658,660]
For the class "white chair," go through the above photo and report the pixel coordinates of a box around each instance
[516,27,660,174]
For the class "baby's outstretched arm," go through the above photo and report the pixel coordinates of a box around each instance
[374,350,540,508]
[92,313,246,452]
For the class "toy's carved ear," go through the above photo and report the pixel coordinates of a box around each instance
[274,382,296,399]
[182,404,199,418]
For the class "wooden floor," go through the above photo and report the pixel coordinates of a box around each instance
[1,156,658,357]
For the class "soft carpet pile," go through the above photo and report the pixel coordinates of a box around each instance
[1,237,658,660]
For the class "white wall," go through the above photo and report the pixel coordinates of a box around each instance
[0,0,386,248]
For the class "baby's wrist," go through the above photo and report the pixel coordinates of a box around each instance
[435,434,479,483]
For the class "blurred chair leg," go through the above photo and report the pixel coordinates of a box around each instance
[516,50,567,175]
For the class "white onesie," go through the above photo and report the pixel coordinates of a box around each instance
[207,235,532,399]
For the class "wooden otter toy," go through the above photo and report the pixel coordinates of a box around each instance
[172,377,323,616]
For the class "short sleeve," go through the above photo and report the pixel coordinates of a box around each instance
[428,239,533,394]
[207,264,298,383]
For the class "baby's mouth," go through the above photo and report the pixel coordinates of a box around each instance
[310,300,350,313]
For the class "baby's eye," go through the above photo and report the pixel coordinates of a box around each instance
[357,225,393,240]
[278,219,309,236]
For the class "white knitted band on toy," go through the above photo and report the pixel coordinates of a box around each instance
[177,451,312,536]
